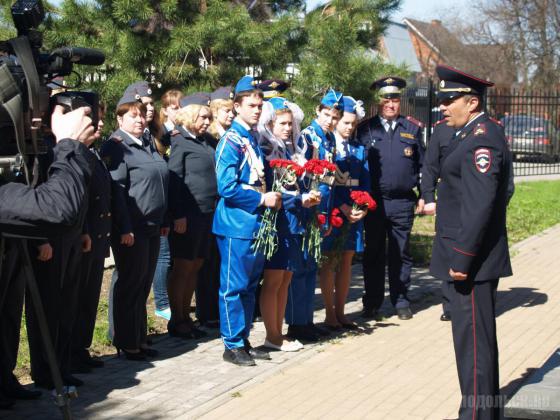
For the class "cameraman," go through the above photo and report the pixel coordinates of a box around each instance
[0,105,96,409]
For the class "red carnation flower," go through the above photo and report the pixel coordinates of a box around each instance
[329,208,344,228]
[317,214,327,225]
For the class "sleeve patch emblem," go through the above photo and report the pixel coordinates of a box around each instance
[474,148,491,173]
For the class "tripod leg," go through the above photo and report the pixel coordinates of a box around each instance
[16,239,73,420]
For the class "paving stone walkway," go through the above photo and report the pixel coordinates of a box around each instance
[3,224,559,420]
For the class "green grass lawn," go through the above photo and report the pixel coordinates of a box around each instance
[410,180,560,265]
[15,180,560,382]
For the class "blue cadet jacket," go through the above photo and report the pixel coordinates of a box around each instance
[297,120,336,228]
[212,119,267,240]
[259,138,304,236]
[429,114,512,281]
[357,114,425,199]
[168,126,217,218]
[100,128,169,235]
[331,135,371,208]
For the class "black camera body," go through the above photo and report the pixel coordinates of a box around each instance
[0,0,104,182]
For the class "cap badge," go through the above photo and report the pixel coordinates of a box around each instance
[385,78,394,84]
[270,81,279,89]
[440,80,445,88]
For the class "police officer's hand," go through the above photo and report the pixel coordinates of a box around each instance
[423,202,436,215]
[302,191,321,208]
[174,218,187,234]
[81,234,92,253]
[51,105,95,146]
[121,233,134,247]
[262,192,282,210]
[37,243,53,261]
[415,199,425,215]
[160,227,170,237]
[449,269,468,281]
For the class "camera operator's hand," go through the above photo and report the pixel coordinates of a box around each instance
[51,105,95,146]
[121,233,134,247]
[37,243,53,262]
[81,234,92,253]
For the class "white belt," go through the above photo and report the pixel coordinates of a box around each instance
[241,183,266,193]
[335,179,359,187]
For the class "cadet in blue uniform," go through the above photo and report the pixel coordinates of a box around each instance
[357,77,425,320]
[213,76,282,366]
[285,89,343,343]
[257,96,320,352]
[430,65,512,420]
[320,96,370,330]
[101,89,169,361]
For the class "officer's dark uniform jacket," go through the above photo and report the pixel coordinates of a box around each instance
[0,140,96,230]
[357,114,425,199]
[168,126,217,218]
[82,148,112,256]
[429,114,513,282]
[100,128,169,235]
[421,118,515,206]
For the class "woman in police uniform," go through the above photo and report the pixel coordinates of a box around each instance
[167,94,216,339]
[320,96,370,330]
[101,89,169,361]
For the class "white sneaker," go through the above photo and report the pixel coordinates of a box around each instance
[264,339,302,352]
[154,308,171,321]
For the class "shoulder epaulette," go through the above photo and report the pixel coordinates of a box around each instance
[357,117,372,130]
[434,118,446,126]
[489,117,504,127]
[474,123,487,136]
[110,135,123,143]
[170,129,181,137]
[406,115,425,128]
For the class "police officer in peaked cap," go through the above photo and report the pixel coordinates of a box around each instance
[430,64,512,420]
[357,76,425,321]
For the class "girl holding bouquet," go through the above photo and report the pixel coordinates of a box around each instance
[257,97,321,351]
[285,90,344,343]
[320,96,373,330]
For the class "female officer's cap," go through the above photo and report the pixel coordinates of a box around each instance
[320,88,344,110]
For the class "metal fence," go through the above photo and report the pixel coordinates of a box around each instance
[400,83,560,177]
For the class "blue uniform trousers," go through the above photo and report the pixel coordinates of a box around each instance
[216,236,264,349]
[362,196,415,310]
[285,251,317,326]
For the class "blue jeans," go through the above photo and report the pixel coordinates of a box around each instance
[152,236,171,311]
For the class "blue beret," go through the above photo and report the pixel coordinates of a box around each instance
[180,92,211,108]
[436,64,494,102]
[234,75,257,94]
[370,77,406,98]
[268,97,290,111]
[210,86,233,102]
[321,88,344,110]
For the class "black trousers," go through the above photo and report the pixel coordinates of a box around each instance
[195,234,220,323]
[0,240,25,389]
[26,234,82,381]
[362,197,415,310]
[442,277,452,314]
[111,232,159,349]
[71,242,107,353]
[450,279,500,420]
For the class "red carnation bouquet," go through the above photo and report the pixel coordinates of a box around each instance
[252,159,304,259]
[350,190,377,212]
[301,159,338,263]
